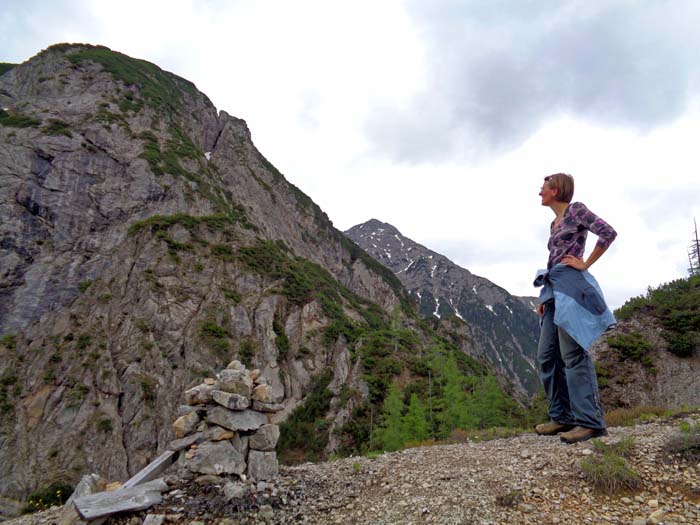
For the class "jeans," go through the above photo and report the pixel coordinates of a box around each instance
[537,300,606,429]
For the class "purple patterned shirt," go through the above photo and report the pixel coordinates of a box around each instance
[547,202,617,269]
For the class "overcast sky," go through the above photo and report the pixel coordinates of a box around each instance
[3,0,700,308]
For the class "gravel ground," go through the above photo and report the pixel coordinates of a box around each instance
[6,414,700,525]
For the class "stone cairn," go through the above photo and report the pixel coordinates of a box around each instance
[170,359,283,496]
[67,360,284,521]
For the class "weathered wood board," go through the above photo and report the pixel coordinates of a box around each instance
[73,479,168,520]
[123,450,177,489]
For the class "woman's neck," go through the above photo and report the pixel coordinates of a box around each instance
[551,201,569,219]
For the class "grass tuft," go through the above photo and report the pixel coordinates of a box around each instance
[580,435,642,493]
[495,489,523,508]
[43,119,72,137]
[664,419,700,462]
[580,452,641,492]
[604,405,671,427]
[0,108,41,128]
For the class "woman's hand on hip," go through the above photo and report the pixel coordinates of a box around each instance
[561,255,588,271]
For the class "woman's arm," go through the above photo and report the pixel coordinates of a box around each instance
[563,202,616,270]
[571,202,617,249]
[562,244,608,270]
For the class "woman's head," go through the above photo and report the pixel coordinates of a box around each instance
[541,173,574,203]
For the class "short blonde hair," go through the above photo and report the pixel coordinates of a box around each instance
[544,173,574,203]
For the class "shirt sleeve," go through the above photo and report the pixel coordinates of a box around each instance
[570,202,617,249]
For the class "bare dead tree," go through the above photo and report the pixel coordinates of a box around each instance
[689,217,700,276]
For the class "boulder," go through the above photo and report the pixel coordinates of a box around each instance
[249,424,280,451]
[231,432,249,456]
[247,451,278,481]
[186,441,245,476]
[252,401,284,413]
[217,369,253,397]
[251,384,274,403]
[212,390,250,411]
[226,360,246,371]
[172,411,200,438]
[184,384,214,405]
[222,481,248,501]
[207,407,267,432]
[206,425,235,441]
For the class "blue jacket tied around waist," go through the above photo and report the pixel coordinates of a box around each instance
[534,264,616,351]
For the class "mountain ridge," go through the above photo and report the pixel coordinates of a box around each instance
[346,218,541,398]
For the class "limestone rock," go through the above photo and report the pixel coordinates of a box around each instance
[168,431,205,451]
[218,369,253,397]
[207,425,236,441]
[649,508,665,524]
[226,360,245,371]
[231,432,249,456]
[194,475,224,486]
[252,384,274,403]
[186,440,245,476]
[65,473,106,505]
[253,401,284,413]
[184,385,214,406]
[177,405,202,416]
[143,515,165,525]
[222,481,248,501]
[249,424,280,451]
[247,450,279,481]
[173,411,200,438]
[212,390,250,411]
[207,406,267,432]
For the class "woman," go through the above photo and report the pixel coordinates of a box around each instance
[534,173,617,444]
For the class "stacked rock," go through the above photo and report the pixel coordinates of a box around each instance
[169,360,283,485]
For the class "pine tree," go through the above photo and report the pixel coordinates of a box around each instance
[403,393,429,442]
[373,381,406,451]
[436,353,478,433]
[470,374,512,429]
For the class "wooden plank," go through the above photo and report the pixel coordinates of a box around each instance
[73,479,167,520]
[122,450,177,489]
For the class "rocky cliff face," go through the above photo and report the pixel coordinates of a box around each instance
[590,314,700,411]
[0,44,419,502]
[345,219,540,398]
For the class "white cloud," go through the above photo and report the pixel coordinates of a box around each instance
[2,0,698,310]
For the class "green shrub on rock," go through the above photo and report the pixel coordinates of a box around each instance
[666,332,697,358]
[615,275,700,358]
[607,332,654,369]
[43,119,72,137]
[23,482,73,513]
[0,108,40,128]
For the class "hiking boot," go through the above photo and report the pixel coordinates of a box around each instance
[534,421,575,436]
[560,426,608,444]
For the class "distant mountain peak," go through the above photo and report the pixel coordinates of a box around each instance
[346,219,541,398]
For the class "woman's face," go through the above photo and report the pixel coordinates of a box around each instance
[539,182,557,206]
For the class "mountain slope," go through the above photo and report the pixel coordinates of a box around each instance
[0,44,427,502]
[346,219,540,397]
